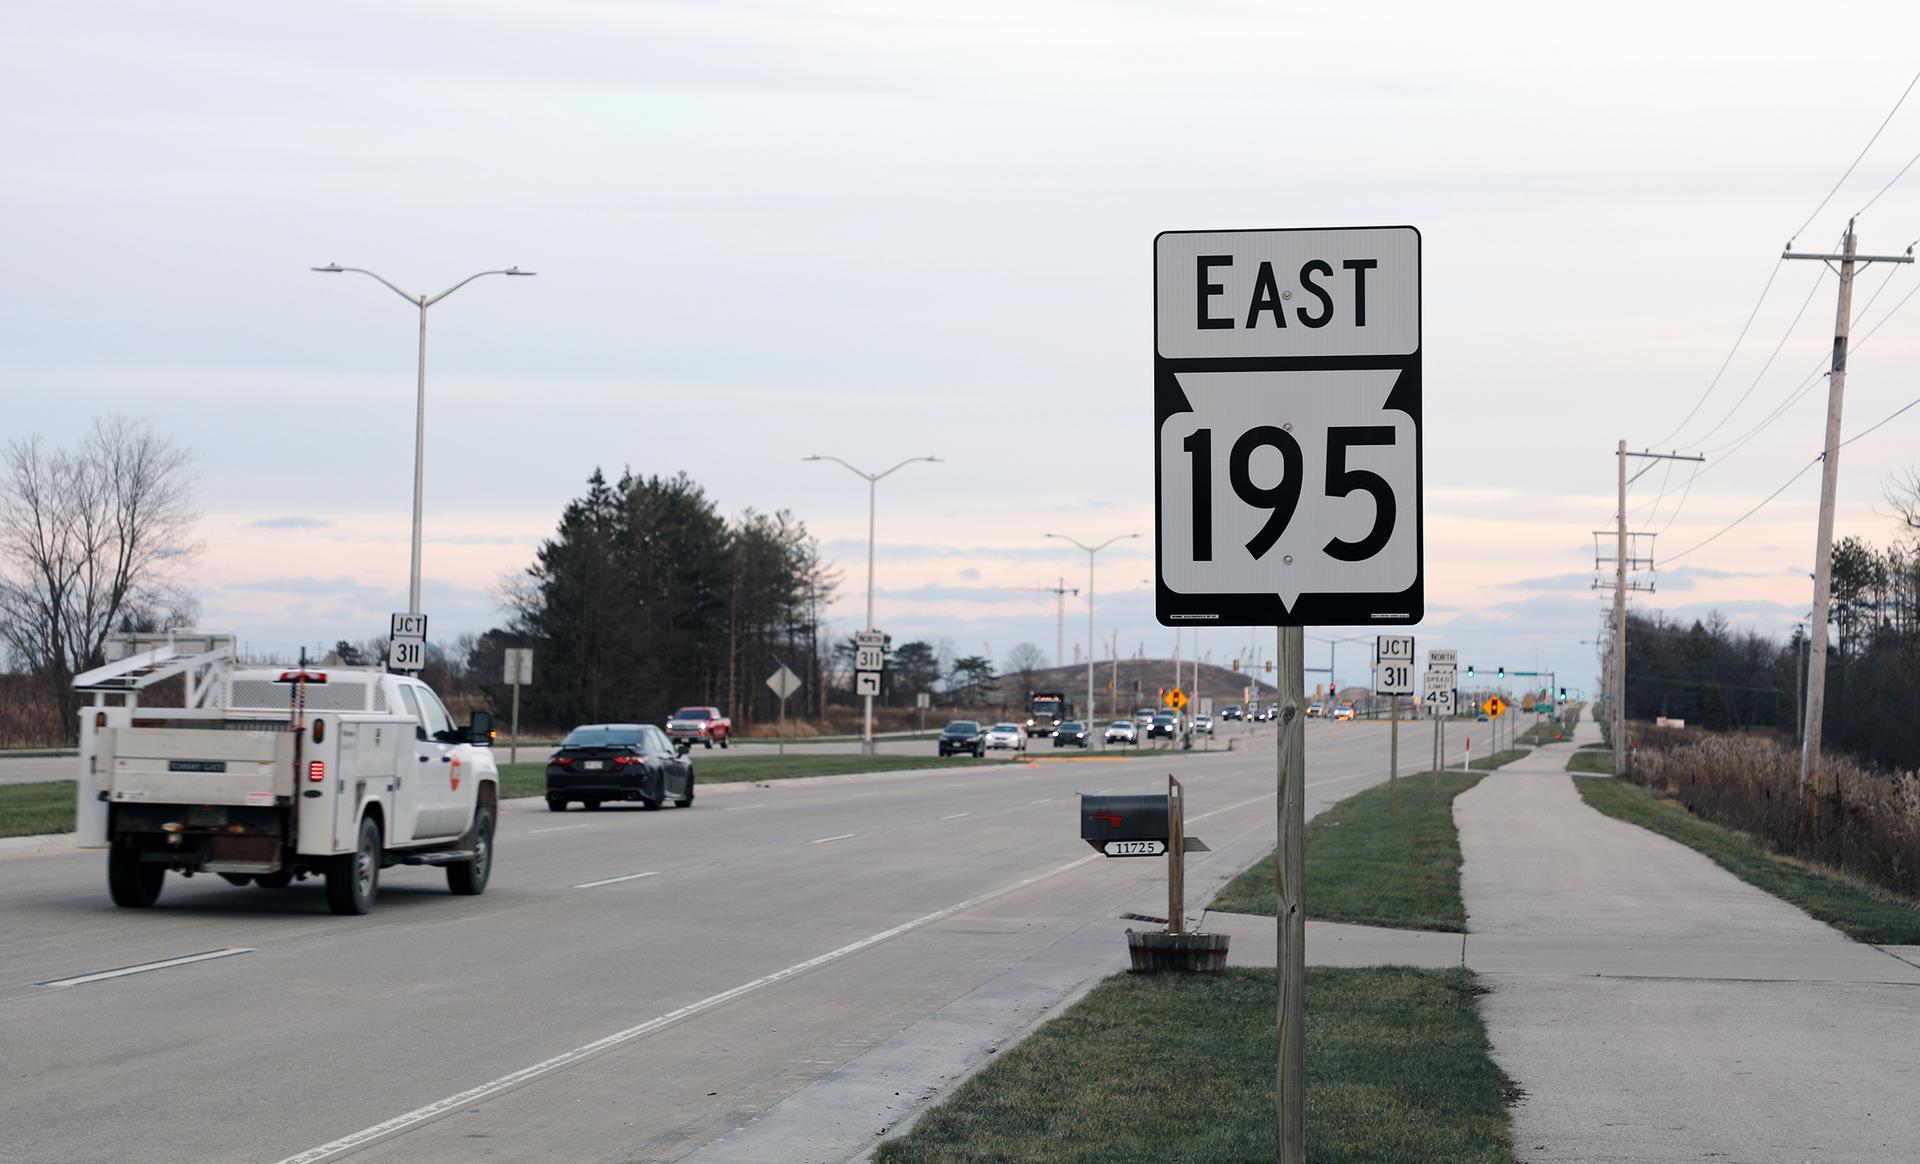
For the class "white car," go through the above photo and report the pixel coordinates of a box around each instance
[1104,719,1138,745]
[1333,704,1356,721]
[984,722,1027,751]
[1194,714,1214,735]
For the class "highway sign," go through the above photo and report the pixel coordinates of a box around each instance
[1376,633,1414,664]
[1153,226,1423,626]
[1375,660,1414,696]
[1165,688,1188,710]
[765,663,801,701]
[855,630,886,648]
[390,613,427,639]
[1427,648,1456,667]
[389,636,426,672]
[1423,688,1456,717]
[854,671,881,697]
[1482,694,1507,719]
[854,646,885,673]
[502,648,534,686]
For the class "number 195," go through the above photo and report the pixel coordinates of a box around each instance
[1182,425,1397,563]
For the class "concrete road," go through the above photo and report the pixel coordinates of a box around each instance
[0,754,77,785]
[0,718,1424,1164]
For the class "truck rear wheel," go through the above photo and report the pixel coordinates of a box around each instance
[326,815,381,916]
[718,734,728,749]
[108,847,164,908]
[447,807,493,896]
[703,737,713,749]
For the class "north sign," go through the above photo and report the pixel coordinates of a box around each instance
[1155,226,1423,627]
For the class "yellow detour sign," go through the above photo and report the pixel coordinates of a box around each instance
[1165,688,1188,710]
[1482,694,1507,719]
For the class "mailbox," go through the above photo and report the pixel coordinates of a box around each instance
[1081,793,1170,857]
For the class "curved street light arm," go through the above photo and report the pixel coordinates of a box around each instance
[424,267,535,308]
[314,265,419,304]
[873,455,941,482]
[803,454,870,481]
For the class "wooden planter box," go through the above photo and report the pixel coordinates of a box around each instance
[1126,930,1230,975]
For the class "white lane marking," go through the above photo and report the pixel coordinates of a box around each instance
[810,833,857,845]
[939,812,971,821]
[846,791,885,800]
[723,803,766,812]
[1028,798,1052,805]
[37,947,253,988]
[272,853,1099,1164]
[528,824,590,835]
[571,871,661,889]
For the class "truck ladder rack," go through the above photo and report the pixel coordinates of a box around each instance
[73,632,237,709]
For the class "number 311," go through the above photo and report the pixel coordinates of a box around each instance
[1180,426,1397,562]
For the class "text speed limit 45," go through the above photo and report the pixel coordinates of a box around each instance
[1158,367,1416,613]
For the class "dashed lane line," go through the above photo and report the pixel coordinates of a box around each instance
[271,853,1100,1164]
[36,947,253,988]
[571,871,661,889]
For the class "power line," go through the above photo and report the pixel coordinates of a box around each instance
[1788,66,1920,246]
[1857,143,1920,218]
[1646,259,1786,448]
[1684,263,1830,450]
[1663,456,1821,565]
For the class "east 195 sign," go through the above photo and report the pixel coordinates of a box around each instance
[1155,227,1423,628]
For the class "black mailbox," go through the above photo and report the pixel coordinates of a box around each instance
[1081,793,1170,856]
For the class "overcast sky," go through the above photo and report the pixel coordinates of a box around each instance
[9,2,1920,697]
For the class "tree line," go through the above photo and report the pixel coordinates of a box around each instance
[1626,491,1920,772]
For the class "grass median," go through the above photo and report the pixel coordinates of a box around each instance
[0,781,76,838]
[1,753,1016,838]
[1209,769,1488,930]
[1573,775,1920,944]
[873,965,1516,1164]
[497,752,1018,799]
[1566,748,1614,775]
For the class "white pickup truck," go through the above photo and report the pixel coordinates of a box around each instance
[73,631,499,915]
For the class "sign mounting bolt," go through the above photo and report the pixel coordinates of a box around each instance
[1283,554,1294,564]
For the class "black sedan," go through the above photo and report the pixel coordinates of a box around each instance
[938,720,987,757]
[546,723,694,812]
[1052,720,1091,748]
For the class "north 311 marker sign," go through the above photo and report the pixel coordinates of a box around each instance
[1155,227,1422,626]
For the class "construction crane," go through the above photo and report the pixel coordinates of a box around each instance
[1002,578,1080,668]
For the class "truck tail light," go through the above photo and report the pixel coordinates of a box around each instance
[308,761,325,782]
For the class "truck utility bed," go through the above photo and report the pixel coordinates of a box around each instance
[102,725,296,807]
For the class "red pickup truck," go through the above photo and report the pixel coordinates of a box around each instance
[666,706,732,749]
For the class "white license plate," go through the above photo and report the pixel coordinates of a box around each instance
[583,761,604,770]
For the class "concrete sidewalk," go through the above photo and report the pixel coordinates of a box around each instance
[1457,715,1920,1163]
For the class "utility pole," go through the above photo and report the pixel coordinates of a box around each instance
[1598,446,1701,777]
[1782,223,1911,821]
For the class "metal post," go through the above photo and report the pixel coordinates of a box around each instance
[1614,439,1627,779]
[778,691,787,758]
[410,300,428,615]
[1086,552,1096,746]
[864,474,877,756]
[509,674,521,765]
[1275,625,1305,1164]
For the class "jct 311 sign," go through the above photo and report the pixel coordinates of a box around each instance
[1154,227,1423,628]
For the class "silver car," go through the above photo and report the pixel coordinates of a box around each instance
[1103,719,1138,745]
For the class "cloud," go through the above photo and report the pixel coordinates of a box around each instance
[958,568,981,580]
[246,515,333,530]
[1496,572,1596,592]
[222,576,389,598]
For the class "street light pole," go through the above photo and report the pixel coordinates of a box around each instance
[313,263,535,615]
[805,454,941,754]
[1044,532,1140,745]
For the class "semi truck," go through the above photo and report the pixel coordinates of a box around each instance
[1025,691,1073,738]
[72,631,499,916]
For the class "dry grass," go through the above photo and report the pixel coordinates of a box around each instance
[1629,726,1920,899]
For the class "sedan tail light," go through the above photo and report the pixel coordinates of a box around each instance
[553,756,573,766]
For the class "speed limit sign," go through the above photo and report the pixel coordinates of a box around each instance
[1154,226,1422,627]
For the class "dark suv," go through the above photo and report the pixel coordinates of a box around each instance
[939,720,986,757]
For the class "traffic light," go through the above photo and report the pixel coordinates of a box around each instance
[1466,664,1476,678]
[1558,687,1567,702]
[1232,658,1241,672]
[1497,666,1505,680]
[1265,660,1273,672]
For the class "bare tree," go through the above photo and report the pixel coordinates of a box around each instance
[1884,465,1920,532]
[0,417,199,734]
[1006,640,1047,701]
